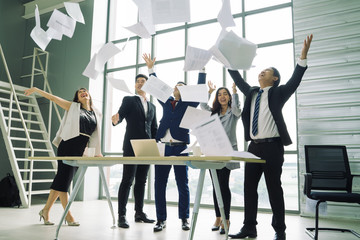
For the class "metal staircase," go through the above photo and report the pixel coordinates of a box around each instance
[0,44,59,208]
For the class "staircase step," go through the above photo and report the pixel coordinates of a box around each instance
[23,179,53,183]
[10,127,45,133]
[17,158,57,162]
[10,137,49,143]
[26,190,50,195]
[19,169,57,173]
[5,117,41,125]
[13,147,53,152]
[2,107,40,116]
[0,97,36,107]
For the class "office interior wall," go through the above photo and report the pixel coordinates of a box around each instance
[294,0,360,219]
[0,0,27,178]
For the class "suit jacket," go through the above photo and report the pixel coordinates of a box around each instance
[115,96,157,156]
[228,64,307,146]
[151,72,206,144]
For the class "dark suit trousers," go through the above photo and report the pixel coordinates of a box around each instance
[244,140,286,233]
[210,167,231,220]
[154,145,189,221]
[118,164,150,216]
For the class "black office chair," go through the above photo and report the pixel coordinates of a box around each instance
[303,145,360,239]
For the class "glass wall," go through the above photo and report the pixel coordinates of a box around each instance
[103,0,298,211]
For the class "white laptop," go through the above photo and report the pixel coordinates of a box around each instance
[130,139,161,157]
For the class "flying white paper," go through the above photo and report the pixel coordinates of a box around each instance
[183,45,212,71]
[177,84,208,103]
[141,75,173,103]
[94,42,121,71]
[217,0,236,29]
[179,106,211,130]
[47,9,76,38]
[108,77,133,95]
[64,2,85,24]
[124,21,152,39]
[211,30,257,70]
[151,0,191,24]
[30,5,51,50]
[192,115,233,156]
[82,53,100,79]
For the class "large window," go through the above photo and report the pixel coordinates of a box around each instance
[103,0,298,211]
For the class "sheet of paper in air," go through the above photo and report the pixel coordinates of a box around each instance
[183,45,212,71]
[177,84,208,103]
[30,5,51,51]
[141,75,173,103]
[47,9,76,38]
[124,21,152,39]
[133,0,156,35]
[217,30,257,70]
[179,106,211,130]
[64,2,85,24]
[192,115,233,156]
[217,0,235,29]
[107,77,133,95]
[151,0,191,24]
[94,42,121,71]
[82,53,100,79]
[46,27,63,41]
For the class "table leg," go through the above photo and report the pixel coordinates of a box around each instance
[55,166,87,240]
[188,168,206,240]
[98,166,116,228]
[210,168,228,240]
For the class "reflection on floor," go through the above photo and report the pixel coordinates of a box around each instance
[0,199,359,240]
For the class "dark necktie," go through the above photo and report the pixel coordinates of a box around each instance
[252,89,264,136]
[171,100,178,110]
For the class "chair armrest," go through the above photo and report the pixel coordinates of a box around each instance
[303,173,312,197]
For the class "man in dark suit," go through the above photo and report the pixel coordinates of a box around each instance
[111,73,157,228]
[142,53,206,232]
[228,34,313,240]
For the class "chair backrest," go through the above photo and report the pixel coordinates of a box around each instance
[304,145,352,192]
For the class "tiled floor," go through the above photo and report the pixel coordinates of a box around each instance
[0,199,359,240]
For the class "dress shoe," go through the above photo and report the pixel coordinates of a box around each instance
[134,212,155,223]
[181,218,190,231]
[229,226,257,239]
[274,231,286,240]
[211,225,220,231]
[39,209,54,225]
[118,215,129,228]
[153,220,166,232]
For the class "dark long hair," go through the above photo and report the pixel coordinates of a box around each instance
[73,88,93,107]
[211,87,232,116]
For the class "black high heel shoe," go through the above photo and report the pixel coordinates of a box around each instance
[220,220,230,235]
[212,225,220,231]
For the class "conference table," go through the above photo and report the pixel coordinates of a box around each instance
[29,155,265,240]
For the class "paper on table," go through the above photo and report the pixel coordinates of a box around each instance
[177,84,208,103]
[179,106,211,130]
[82,53,100,79]
[30,5,51,51]
[217,0,235,29]
[141,75,173,103]
[124,21,152,39]
[107,77,133,95]
[47,9,76,38]
[226,150,260,159]
[218,30,257,70]
[192,115,233,156]
[94,42,121,71]
[151,0,191,24]
[183,45,212,71]
[64,2,85,24]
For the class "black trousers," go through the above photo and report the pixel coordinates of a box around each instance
[118,164,150,216]
[210,167,231,220]
[244,140,286,233]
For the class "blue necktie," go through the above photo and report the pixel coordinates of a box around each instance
[252,89,264,136]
